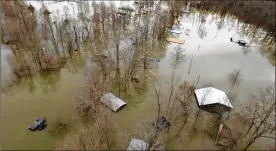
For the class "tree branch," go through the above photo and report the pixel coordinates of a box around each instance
[259,135,275,140]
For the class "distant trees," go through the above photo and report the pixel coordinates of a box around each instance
[167,0,185,28]
[1,1,69,80]
[191,0,275,39]
[191,0,275,52]
[190,0,275,66]
[3,1,274,150]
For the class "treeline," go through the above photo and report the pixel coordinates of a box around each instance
[1,1,67,80]
[190,0,275,65]
[191,0,275,45]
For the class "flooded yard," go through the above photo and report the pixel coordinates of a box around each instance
[1,1,275,150]
[160,13,275,107]
[1,69,84,150]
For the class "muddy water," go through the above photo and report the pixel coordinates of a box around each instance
[114,13,275,150]
[1,12,275,150]
[1,69,85,150]
[160,13,275,109]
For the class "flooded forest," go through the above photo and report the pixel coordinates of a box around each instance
[1,0,275,150]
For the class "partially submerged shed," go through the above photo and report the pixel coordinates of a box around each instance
[194,87,233,113]
[127,138,148,151]
[100,93,126,112]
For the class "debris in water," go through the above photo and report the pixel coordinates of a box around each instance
[185,29,191,36]
[131,77,140,83]
[154,116,170,131]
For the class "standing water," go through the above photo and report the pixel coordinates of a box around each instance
[1,3,275,151]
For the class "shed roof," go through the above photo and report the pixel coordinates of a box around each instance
[195,87,233,108]
[100,93,126,112]
[127,138,148,151]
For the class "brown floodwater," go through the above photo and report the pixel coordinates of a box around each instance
[1,7,275,151]
[1,69,84,150]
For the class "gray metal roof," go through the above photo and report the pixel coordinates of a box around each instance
[195,87,233,108]
[100,93,126,112]
[127,138,148,151]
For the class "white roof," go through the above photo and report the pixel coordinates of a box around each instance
[195,87,233,108]
[169,29,182,34]
[100,93,126,112]
[127,138,148,151]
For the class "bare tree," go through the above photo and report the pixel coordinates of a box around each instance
[54,106,114,150]
[119,119,166,150]
[173,81,196,137]
[41,5,60,58]
[241,83,275,150]
[188,56,193,75]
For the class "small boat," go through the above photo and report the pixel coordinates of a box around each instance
[237,40,247,46]
[28,117,47,131]
[168,28,182,34]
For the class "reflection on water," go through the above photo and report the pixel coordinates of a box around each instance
[155,11,275,149]
[1,68,85,150]
[1,51,88,150]
[170,45,186,68]
[197,24,207,39]
[159,12,275,102]
[1,45,14,88]
[228,68,242,88]
[113,10,275,149]
[1,6,275,150]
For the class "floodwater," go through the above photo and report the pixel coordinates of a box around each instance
[1,10,275,151]
[159,13,275,110]
[1,69,84,150]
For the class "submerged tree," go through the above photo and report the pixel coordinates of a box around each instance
[197,23,207,39]
[241,83,275,150]
[228,68,242,88]
[170,45,186,68]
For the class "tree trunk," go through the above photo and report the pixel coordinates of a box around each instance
[244,124,254,136]
[116,43,120,97]
[243,138,255,151]
[47,19,60,58]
